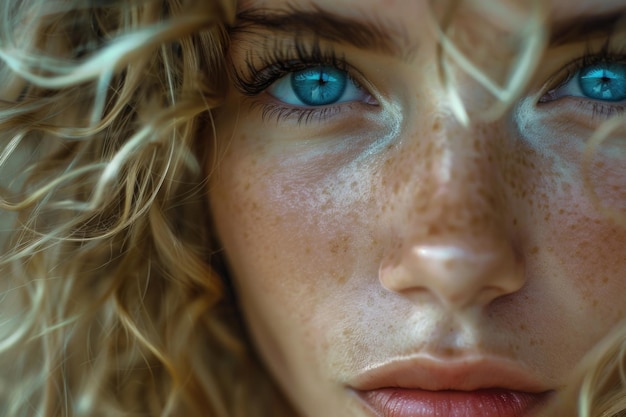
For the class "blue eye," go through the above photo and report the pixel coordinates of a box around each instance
[578,62,626,102]
[268,66,369,106]
[544,60,626,104]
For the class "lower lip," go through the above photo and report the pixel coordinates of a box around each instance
[358,388,550,417]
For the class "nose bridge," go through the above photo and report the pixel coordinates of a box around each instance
[413,116,505,238]
[379,115,523,309]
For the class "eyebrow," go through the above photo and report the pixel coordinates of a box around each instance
[549,8,626,46]
[230,4,626,61]
[230,5,416,61]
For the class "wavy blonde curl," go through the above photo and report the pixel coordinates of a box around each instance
[0,0,291,416]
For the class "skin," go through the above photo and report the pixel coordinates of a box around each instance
[208,0,626,415]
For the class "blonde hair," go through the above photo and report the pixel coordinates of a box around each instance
[0,0,624,416]
[0,0,290,416]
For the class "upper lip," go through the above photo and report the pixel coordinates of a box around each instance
[350,355,552,393]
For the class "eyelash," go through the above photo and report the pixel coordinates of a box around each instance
[232,39,364,123]
[540,40,626,118]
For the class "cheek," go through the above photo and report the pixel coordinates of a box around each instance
[515,115,626,327]
[535,190,626,320]
[208,128,382,338]
[208,127,393,401]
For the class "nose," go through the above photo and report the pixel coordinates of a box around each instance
[379,118,525,310]
[380,239,524,309]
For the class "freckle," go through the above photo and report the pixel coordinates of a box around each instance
[427,224,442,236]
[530,246,539,255]
[432,118,441,132]
[305,247,311,254]
[519,324,527,331]
[319,340,329,352]
[336,274,348,285]
[329,234,351,256]
[512,217,518,226]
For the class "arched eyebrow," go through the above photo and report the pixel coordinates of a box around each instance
[231,4,417,61]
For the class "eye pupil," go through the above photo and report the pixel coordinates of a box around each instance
[579,63,626,102]
[291,66,347,106]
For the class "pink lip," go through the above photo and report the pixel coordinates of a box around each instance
[358,389,550,417]
[351,357,554,417]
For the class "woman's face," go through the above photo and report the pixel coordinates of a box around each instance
[209,0,626,416]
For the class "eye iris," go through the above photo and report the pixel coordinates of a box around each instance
[291,66,347,106]
[579,63,626,102]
